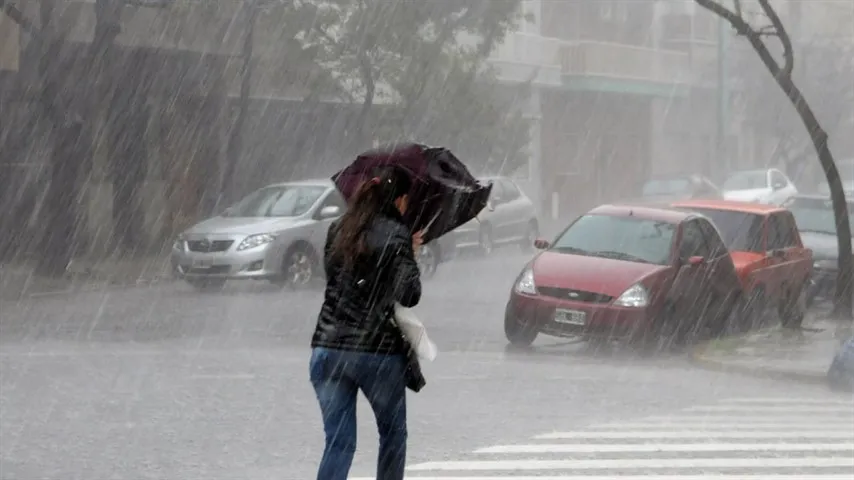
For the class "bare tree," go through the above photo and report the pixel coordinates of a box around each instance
[695,0,852,320]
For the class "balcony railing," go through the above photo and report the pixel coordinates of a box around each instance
[559,41,691,84]
[490,32,693,85]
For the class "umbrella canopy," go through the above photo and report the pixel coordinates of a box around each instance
[331,143,492,244]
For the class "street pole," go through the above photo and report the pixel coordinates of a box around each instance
[715,15,729,180]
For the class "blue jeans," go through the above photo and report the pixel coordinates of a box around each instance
[309,347,408,480]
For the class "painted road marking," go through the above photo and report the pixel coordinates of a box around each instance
[407,457,854,471]
[535,430,854,439]
[350,396,854,479]
[475,442,854,454]
[352,476,854,480]
[687,405,854,413]
[592,421,854,430]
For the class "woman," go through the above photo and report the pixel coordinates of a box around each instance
[310,165,423,480]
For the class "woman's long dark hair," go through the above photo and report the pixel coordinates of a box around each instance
[331,165,412,268]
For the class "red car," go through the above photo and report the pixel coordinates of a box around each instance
[671,199,812,328]
[504,204,744,348]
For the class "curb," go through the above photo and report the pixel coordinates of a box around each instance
[1,276,176,302]
[690,341,828,386]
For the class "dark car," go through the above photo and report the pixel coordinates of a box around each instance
[782,195,854,306]
[503,204,744,350]
[638,174,722,202]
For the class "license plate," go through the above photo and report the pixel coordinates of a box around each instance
[554,309,586,326]
[191,258,213,269]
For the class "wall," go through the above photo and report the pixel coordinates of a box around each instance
[539,90,652,221]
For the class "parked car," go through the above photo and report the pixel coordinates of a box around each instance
[782,194,854,307]
[455,176,539,254]
[171,179,454,291]
[672,199,812,328]
[816,158,854,197]
[503,204,744,349]
[638,173,722,202]
[721,168,797,205]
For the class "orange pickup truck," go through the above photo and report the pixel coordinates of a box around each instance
[672,199,813,329]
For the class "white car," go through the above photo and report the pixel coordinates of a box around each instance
[721,168,797,205]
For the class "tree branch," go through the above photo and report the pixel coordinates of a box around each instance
[0,0,38,35]
[695,0,782,75]
[757,0,794,76]
[694,0,751,35]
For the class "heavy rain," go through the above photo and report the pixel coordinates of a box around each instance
[1,0,853,478]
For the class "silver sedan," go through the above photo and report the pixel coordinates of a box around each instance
[171,180,344,290]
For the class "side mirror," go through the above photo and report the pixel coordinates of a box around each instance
[533,238,550,250]
[770,249,786,258]
[221,207,234,217]
[318,205,342,219]
[772,182,786,191]
[688,255,705,266]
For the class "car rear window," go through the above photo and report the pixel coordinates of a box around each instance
[686,208,764,253]
[551,214,676,265]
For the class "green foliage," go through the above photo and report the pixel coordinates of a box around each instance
[308,0,532,173]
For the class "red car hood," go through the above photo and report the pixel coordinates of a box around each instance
[533,251,668,297]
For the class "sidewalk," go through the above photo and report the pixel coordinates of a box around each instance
[692,314,851,384]
[0,256,173,301]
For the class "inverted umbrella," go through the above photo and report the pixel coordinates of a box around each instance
[331,142,492,244]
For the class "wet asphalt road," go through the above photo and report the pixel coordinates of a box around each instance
[1,250,849,479]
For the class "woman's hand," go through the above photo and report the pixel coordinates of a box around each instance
[412,230,425,252]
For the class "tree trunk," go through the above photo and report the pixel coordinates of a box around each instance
[772,73,853,320]
[33,0,87,276]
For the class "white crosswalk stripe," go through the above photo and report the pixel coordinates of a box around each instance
[351,396,854,479]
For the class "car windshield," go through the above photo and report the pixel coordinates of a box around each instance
[226,185,327,217]
[786,198,854,236]
[722,170,768,191]
[551,214,676,265]
[642,178,692,197]
[687,208,764,252]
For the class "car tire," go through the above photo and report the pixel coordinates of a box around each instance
[478,224,494,256]
[742,286,773,331]
[417,243,439,280]
[779,282,807,329]
[274,243,318,290]
[520,220,539,252]
[187,277,227,292]
[639,303,684,354]
[504,314,538,347]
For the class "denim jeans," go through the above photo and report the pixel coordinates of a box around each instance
[309,347,408,480]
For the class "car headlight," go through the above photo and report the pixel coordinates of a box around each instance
[173,235,185,251]
[514,267,537,295]
[237,233,276,251]
[613,283,649,308]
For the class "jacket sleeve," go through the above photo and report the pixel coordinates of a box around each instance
[390,227,422,308]
[324,221,339,278]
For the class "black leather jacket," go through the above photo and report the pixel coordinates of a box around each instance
[311,209,422,354]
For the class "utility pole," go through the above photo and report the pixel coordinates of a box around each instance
[222,0,258,207]
[715,14,729,180]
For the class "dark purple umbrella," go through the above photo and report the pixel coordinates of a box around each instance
[331,142,492,244]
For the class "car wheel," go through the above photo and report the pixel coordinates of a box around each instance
[417,244,439,279]
[519,220,539,252]
[779,282,807,329]
[275,244,318,289]
[640,303,684,354]
[186,277,227,292]
[478,224,494,256]
[504,314,538,347]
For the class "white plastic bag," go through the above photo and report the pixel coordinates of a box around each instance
[394,303,438,362]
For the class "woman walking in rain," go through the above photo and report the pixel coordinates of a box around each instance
[310,165,423,480]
